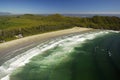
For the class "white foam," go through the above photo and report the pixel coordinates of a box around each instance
[107,30,120,33]
[0,30,110,80]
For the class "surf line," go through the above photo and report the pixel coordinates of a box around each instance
[0,30,110,80]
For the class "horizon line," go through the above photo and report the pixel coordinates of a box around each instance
[13,12,120,15]
[1,11,120,15]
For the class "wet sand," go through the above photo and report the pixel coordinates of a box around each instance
[0,27,93,65]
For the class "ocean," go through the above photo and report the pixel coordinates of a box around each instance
[42,14,120,18]
[62,14,120,18]
[0,30,120,80]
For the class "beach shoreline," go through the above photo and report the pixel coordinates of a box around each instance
[0,27,93,65]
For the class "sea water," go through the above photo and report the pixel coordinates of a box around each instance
[1,30,120,80]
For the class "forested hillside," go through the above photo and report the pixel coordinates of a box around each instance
[0,14,120,42]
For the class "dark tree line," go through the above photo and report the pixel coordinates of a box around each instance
[0,14,120,42]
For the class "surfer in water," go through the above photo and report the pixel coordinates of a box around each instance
[106,49,112,56]
[108,51,112,56]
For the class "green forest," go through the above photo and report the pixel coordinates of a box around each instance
[0,14,120,42]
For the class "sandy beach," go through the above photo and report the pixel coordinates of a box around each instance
[0,27,93,65]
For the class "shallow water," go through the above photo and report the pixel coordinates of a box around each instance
[1,30,120,80]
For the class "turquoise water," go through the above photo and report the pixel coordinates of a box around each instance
[10,32,120,80]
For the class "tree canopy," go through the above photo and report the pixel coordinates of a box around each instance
[0,14,120,42]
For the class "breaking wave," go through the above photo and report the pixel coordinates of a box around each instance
[0,30,116,80]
